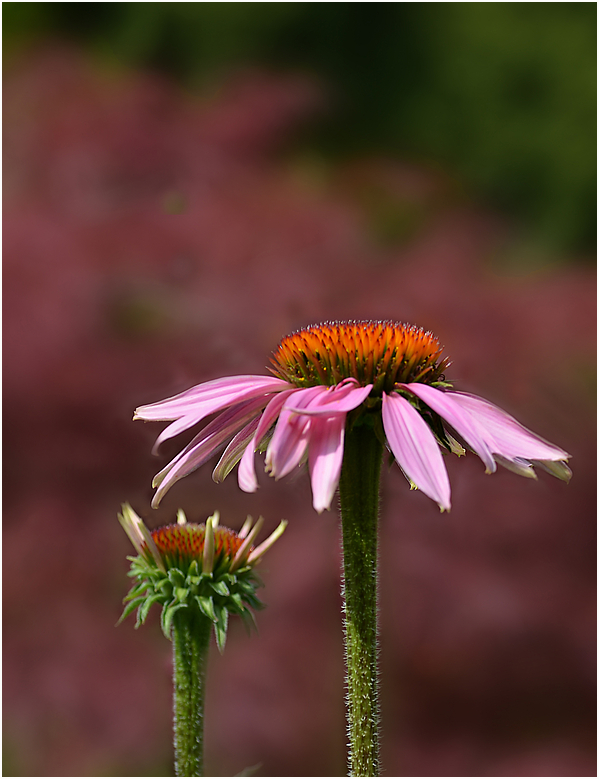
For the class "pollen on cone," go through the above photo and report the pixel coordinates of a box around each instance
[271,320,449,392]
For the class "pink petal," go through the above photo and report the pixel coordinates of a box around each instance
[308,415,346,513]
[253,389,299,444]
[265,410,311,479]
[151,396,266,507]
[237,388,299,494]
[152,396,267,489]
[382,392,451,511]
[135,375,290,422]
[447,391,570,462]
[285,381,373,416]
[238,438,260,493]
[150,413,206,456]
[265,386,327,479]
[145,377,288,453]
[402,383,497,473]
[212,416,260,484]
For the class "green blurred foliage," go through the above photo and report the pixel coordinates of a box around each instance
[3,2,596,253]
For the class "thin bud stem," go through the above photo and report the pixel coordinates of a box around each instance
[172,610,211,776]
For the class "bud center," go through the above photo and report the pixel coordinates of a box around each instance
[151,524,244,569]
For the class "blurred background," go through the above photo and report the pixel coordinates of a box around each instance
[3,3,596,776]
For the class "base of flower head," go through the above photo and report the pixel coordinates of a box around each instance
[120,552,265,652]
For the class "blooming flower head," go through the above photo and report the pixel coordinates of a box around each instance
[118,503,286,650]
[135,320,571,513]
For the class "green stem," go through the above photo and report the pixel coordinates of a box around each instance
[172,611,211,777]
[338,422,383,777]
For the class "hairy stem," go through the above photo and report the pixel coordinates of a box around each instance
[172,611,211,777]
[338,422,383,777]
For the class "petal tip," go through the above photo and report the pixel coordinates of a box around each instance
[313,501,331,514]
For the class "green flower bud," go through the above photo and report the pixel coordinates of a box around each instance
[118,504,286,652]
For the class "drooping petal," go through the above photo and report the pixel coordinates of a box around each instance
[402,383,497,473]
[146,380,289,453]
[382,392,451,511]
[146,380,288,454]
[134,375,290,422]
[446,391,570,463]
[265,410,311,479]
[152,397,266,489]
[253,388,299,444]
[308,414,346,513]
[151,396,267,507]
[238,437,260,493]
[237,388,299,493]
[212,416,260,484]
[265,386,328,479]
[150,413,206,456]
[493,455,537,479]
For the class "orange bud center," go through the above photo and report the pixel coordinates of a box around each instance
[151,524,245,569]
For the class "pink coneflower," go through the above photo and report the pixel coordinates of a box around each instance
[135,320,570,513]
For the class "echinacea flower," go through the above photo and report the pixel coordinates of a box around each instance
[135,320,570,513]
[118,503,286,650]
[118,505,286,777]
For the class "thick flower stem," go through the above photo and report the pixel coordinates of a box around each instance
[172,611,211,777]
[338,422,383,777]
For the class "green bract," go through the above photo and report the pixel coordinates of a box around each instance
[118,504,287,653]
[120,551,264,652]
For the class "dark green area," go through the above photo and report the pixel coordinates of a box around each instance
[3,2,596,252]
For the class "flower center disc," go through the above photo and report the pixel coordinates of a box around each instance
[151,524,244,569]
[271,320,449,393]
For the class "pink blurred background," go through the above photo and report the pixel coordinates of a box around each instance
[4,42,595,777]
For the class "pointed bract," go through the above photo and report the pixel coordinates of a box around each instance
[247,520,288,565]
[202,514,215,574]
[230,516,265,572]
[118,503,166,572]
